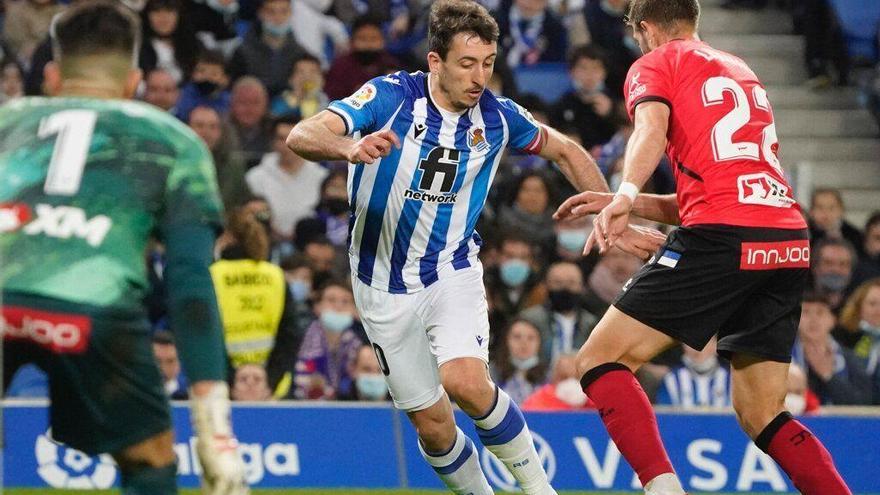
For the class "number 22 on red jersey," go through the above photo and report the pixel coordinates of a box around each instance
[624,39,806,230]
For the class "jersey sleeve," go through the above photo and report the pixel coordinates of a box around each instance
[327,73,407,136]
[496,97,545,155]
[160,131,224,233]
[624,53,674,120]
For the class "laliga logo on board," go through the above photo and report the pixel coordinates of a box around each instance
[481,432,556,491]
[35,430,117,489]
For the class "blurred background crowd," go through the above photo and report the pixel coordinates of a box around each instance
[2,0,879,413]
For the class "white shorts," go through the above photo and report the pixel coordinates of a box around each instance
[352,264,491,412]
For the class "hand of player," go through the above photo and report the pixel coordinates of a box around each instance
[347,130,401,164]
[612,224,667,260]
[191,382,250,495]
[585,195,633,254]
[553,191,615,221]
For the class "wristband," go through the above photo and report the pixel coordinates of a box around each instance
[615,181,639,203]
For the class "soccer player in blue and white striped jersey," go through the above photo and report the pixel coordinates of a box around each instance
[288,1,665,493]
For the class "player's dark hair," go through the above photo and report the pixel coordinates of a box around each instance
[428,0,499,60]
[625,0,700,32]
[50,1,141,65]
[567,44,607,71]
[810,187,844,209]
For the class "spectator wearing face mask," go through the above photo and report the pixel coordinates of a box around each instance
[852,213,880,288]
[654,339,731,409]
[211,209,305,397]
[152,331,189,400]
[793,292,872,405]
[484,232,546,327]
[292,280,364,400]
[551,215,600,283]
[491,319,549,405]
[809,188,864,257]
[339,344,390,401]
[294,171,351,249]
[246,115,329,240]
[324,16,400,101]
[231,364,274,401]
[836,279,880,360]
[189,105,250,210]
[811,238,857,312]
[520,262,599,366]
[522,354,594,411]
[174,50,231,122]
[550,45,618,151]
[227,0,307,97]
[281,254,316,313]
[785,363,821,416]
[270,54,329,120]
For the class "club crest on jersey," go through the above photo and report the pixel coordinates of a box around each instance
[468,127,490,152]
[344,83,377,110]
[628,72,647,101]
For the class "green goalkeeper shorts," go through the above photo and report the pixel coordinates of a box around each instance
[3,291,172,455]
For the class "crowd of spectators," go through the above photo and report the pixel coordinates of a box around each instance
[1,0,879,412]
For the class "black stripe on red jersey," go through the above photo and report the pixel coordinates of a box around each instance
[677,162,704,182]
[631,96,672,112]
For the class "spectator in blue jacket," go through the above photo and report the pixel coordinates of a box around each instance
[174,49,231,121]
[496,0,568,67]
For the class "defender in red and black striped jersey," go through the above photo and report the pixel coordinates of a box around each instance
[555,1,852,495]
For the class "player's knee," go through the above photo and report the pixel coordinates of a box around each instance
[733,397,784,439]
[409,401,456,452]
[115,430,176,469]
[444,376,494,412]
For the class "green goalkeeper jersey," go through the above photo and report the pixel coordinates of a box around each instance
[0,96,224,313]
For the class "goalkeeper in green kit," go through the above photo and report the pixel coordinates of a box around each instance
[0,2,248,494]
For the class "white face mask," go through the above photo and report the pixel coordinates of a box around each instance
[683,355,719,375]
[555,378,588,408]
[785,393,807,416]
[859,320,880,339]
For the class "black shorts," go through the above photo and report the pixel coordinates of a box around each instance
[614,225,810,363]
[2,292,171,455]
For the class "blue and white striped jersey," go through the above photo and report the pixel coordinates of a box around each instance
[654,365,732,409]
[328,71,545,294]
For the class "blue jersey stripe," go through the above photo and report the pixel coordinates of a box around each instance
[356,100,414,285]
[419,112,472,286]
[386,101,443,293]
[347,164,365,249]
[452,107,504,269]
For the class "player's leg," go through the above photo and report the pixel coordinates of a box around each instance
[575,306,685,495]
[423,266,554,495]
[730,354,851,494]
[353,276,492,495]
[112,430,178,495]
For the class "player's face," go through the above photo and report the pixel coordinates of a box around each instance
[433,33,497,111]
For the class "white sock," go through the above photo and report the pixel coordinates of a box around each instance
[644,472,687,495]
[471,387,556,495]
[419,427,493,495]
